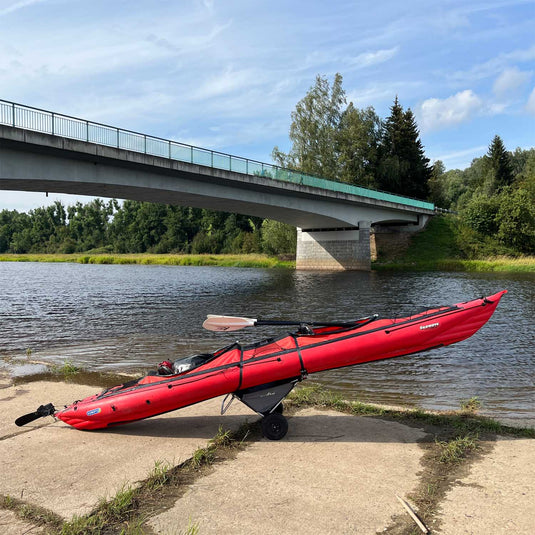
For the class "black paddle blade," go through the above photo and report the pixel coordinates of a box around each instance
[15,403,56,427]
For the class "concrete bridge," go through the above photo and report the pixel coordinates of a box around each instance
[0,100,435,270]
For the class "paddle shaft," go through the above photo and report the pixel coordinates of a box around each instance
[254,319,356,327]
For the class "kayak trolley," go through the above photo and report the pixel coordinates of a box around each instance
[222,378,299,440]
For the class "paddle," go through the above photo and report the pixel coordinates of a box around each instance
[15,403,56,427]
[202,314,365,332]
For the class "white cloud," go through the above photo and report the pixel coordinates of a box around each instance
[348,47,399,69]
[450,45,535,85]
[527,87,535,115]
[194,67,261,100]
[0,0,45,17]
[430,145,487,170]
[418,90,483,132]
[346,80,423,107]
[493,67,531,97]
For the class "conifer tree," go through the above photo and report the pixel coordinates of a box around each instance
[377,97,431,199]
[487,135,514,191]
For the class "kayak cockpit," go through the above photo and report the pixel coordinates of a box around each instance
[158,353,214,376]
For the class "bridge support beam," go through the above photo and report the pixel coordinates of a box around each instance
[296,222,371,271]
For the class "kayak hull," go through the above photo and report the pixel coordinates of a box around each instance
[55,291,506,430]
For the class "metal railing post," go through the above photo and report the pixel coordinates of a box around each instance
[12,102,15,127]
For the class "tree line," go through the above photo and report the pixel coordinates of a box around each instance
[272,73,431,199]
[273,73,534,256]
[0,201,297,255]
[0,73,533,257]
[429,138,535,255]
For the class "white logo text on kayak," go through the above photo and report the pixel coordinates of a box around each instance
[420,322,439,330]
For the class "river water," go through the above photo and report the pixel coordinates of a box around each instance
[1,262,533,426]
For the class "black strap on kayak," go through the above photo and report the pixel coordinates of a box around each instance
[236,343,244,390]
[291,334,308,379]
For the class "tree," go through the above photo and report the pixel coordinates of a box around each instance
[336,103,382,187]
[272,73,346,180]
[495,188,535,253]
[427,160,446,206]
[67,199,114,251]
[261,219,297,255]
[377,97,431,199]
[487,135,514,192]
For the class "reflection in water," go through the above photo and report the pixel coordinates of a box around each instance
[1,262,533,425]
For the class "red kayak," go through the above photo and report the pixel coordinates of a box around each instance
[16,291,506,439]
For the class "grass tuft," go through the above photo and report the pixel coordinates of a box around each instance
[181,519,201,535]
[146,460,173,490]
[190,446,215,469]
[437,433,479,464]
[209,425,234,448]
[50,359,81,377]
[459,396,482,414]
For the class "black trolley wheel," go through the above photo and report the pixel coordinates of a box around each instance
[261,412,288,440]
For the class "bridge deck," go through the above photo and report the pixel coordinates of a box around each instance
[0,99,434,212]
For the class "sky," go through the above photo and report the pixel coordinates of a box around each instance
[0,0,534,212]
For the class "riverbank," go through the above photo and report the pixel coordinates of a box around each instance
[0,252,295,269]
[2,250,534,273]
[373,216,535,272]
[373,256,535,272]
[1,374,534,534]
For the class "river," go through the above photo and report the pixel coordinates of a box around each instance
[1,262,533,426]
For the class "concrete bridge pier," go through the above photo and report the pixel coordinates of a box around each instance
[296,221,372,271]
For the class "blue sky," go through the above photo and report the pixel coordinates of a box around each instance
[0,0,534,212]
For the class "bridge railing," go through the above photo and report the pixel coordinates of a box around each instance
[0,99,435,211]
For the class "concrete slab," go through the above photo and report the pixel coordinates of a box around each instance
[438,436,535,534]
[0,381,256,520]
[0,509,43,534]
[149,408,428,535]
[0,381,97,439]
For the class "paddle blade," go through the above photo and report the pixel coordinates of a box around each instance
[15,411,42,427]
[15,403,55,427]
[203,315,257,332]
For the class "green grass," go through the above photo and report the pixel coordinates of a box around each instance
[0,494,63,532]
[459,396,482,414]
[287,384,535,438]
[373,215,535,272]
[181,519,201,535]
[56,423,252,534]
[0,252,295,269]
[145,460,174,490]
[49,360,81,378]
[437,433,480,464]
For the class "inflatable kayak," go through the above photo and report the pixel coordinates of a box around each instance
[16,291,506,439]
